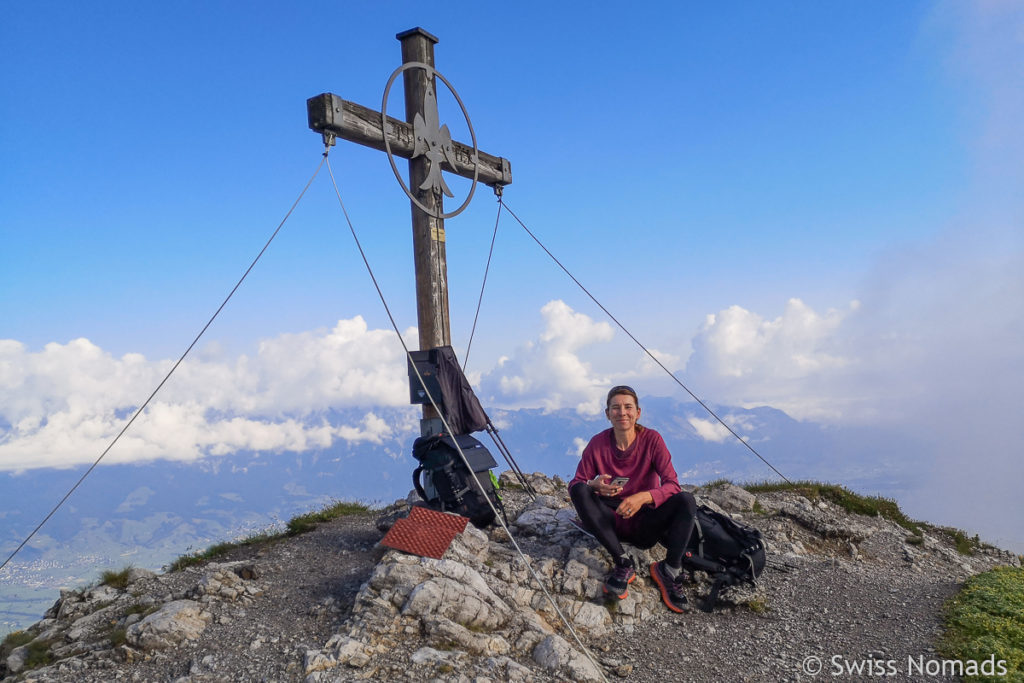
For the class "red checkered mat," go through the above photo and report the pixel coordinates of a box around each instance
[381,506,469,559]
[408,504,469,533]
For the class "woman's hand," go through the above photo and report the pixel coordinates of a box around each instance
[616,491,654,519]
[588,474,623,497]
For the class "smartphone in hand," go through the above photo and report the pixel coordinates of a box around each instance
[609,477,629,488]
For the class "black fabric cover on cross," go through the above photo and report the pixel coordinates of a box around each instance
[431,345,489,435]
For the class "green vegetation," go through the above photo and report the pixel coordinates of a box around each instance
[107,627,128,647]
[743,480,922,534]
[286,500,370,536]
[2,629,34,650]
[745,598,769,614]
[100,566,134,590]
[739,480,984,556]
[939,566,1024,682]
[168,499,370,571]
[167,532,278,572]
[948,529,981,557]
[0,631,54,673]
[122,603,157,620]
[702,478,733,490]
[23,638,54,669]
[124,603,148,616]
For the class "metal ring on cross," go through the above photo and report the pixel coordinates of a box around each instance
[381,61,479,220]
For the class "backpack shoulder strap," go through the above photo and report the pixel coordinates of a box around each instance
[413,465,428,502]
[702,575,727,613]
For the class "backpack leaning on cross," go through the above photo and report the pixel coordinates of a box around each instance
[412,432,506,529]
[406,346,524,529]
[680,505,767,612]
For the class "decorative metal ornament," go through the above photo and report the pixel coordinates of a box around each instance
[413,84,457,198]
[381,62,479,219]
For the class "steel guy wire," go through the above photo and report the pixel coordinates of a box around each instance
[323,154,611,683]
[499,201,794,486]
[0,154,328,576]
[462,196,503,373]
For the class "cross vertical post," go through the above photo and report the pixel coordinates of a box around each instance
[397,28,448,433]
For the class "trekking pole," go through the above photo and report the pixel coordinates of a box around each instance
[486,423,537,497]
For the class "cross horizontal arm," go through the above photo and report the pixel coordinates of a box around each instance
[307,93,512,188]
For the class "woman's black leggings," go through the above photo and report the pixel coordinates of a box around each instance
[569,483,697,567]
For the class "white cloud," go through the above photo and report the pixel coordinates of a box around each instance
[687,417,730,443]
[167,316,413,414]
[633,348,683,377]
[684,224,1023,429]
[684,298,860,420]
[693,298,853,379]
[477,300,614,414]
[335,412,394,444]
[0,317,417,472]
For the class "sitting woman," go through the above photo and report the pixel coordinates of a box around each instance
[568,385,697,613]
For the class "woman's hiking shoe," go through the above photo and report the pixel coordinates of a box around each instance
[650,561,690,613]
[603,557,636,600]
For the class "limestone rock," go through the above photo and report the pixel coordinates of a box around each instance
[410,645,467,667]
[425,617,511,656]
[499,471,564,496]
[533,634,604,682]
[375,498,412,532]
[765,496,874,542]
[702,483,757,512]
[126,599,212,651]
[403,574,510,630]
[192,562,263,602]
[304,649,337,674]
[483,655,535,682]
[125,567,158,584]
[5,645,27,675]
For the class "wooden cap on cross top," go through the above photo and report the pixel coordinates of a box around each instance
[396,27,439,44]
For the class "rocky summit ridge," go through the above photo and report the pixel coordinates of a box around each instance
[2,473,1019,682]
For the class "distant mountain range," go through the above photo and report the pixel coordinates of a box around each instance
[0,398,928,635]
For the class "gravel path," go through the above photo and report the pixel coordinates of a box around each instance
[607,557,963,683]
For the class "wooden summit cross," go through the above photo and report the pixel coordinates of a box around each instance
[306,27,512,433]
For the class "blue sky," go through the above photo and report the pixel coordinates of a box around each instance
[2,3,1022,545]
[2,1,974,355]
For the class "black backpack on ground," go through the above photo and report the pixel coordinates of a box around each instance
[681,505,767,612]
[412,433,505,529]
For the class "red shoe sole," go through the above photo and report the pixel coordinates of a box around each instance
[649,562,687,613]
[602,570,636,600]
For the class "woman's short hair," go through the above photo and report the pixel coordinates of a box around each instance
[606,385,639,409]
